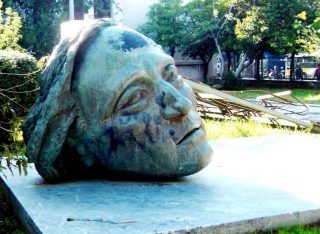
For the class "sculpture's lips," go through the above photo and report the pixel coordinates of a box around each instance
[176,127,202,145]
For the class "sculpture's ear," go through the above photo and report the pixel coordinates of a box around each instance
[22,19,115,182]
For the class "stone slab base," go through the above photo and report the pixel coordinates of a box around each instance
[1,135,320,234]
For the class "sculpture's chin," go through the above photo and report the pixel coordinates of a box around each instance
[176,129,213,177]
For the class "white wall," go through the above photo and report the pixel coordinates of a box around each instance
[114,0,159,29]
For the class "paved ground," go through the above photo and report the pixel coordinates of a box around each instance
[1,135,320,234]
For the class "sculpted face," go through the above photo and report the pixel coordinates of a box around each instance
[72,26,212,178]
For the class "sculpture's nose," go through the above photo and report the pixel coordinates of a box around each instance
[159,81,192,120]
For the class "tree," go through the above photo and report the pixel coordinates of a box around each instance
[138,0,185,57]
[0,0,23,51]
[265,0,320,80]
[211,0,236,79]
[181,0,218,82]
[233,0,320,80]
[2,0,66,58]
[181,33,216,83]
[234,1,269,79]
[183,0,237,79]
[94,0,112,18]
[2,0,112,58]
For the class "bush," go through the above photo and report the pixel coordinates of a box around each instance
[0,50,40,153]
[221,71,242,90]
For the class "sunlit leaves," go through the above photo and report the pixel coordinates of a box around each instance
[138,0,184,56]
[235,7,266,44]
[265,0,320,55]
[213,8,219,17]
[297,11,307,20]
[0,0,23,51]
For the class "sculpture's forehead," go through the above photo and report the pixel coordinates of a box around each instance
[94,25,155,52]
[75,25,173,94]
[79,25,166,70]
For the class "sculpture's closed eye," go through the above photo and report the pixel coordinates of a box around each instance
[163,64,178,82]
[163,64,183,88]
[115,83,151,115]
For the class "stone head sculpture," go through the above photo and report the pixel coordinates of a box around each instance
[23,19,212,182]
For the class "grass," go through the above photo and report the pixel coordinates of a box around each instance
[229,88,320,105]
[275,225,320,234]
[203,118,308,140]
[250,225,320,234]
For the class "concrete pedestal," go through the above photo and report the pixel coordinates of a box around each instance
[1,135,320,234]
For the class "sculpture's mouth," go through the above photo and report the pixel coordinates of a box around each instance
[176,127,202,145]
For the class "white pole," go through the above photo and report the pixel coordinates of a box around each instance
[69,0,75,20]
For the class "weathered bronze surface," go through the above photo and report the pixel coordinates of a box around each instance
[22,19,212,182]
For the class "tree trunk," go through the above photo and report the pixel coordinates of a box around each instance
[226,50,232,71]
[261,58,264,79]
[254,51,263,80]
[201,55,212,84]
[94,0,112,18]
[233,54,238,70]
[213,36,225,79]
[169,47,175,57]
[235,53,249,78]
[74,0,84,20]
[290,52,295,81]
[254,57,260,80]
[203,62,209,84]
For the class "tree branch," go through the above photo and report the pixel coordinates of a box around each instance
[0,93,26,110]
[216,2,234,38]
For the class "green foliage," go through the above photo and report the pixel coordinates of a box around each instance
[93,0,320,81]
[0,0,23,51]
[37,55,50,71]
[93,0,112,18]
[221,71,242,90]
[231,0,320,79]
[0,187,27,234]
[2,0,66,58]
[232,1,270,79]
[138,0,185,56]
[179,0,218,82]
[0,50,40,154]
[138,0,232,80]
[2,0,113,58]
[264,0,320,55]
[20,1,65,58]
[276,225,320,234]
[183,0,233,78]
[235,6,267,45]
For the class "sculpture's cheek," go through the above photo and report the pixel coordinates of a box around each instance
[89,112,180,177]
[113,112,167,145]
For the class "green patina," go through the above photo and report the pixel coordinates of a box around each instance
[22,19,212,182]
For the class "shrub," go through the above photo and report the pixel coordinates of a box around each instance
[221,71,242,90]
[0,50,40,153]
